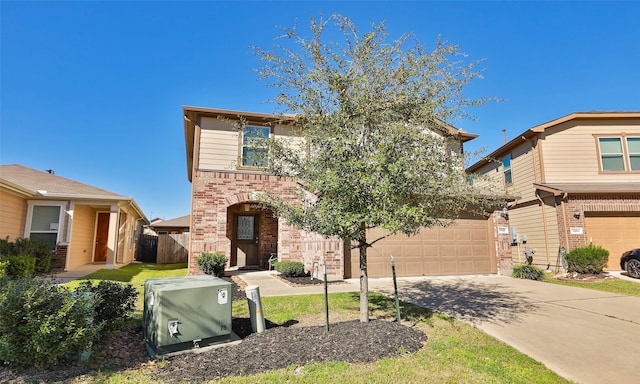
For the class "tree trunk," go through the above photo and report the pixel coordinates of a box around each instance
[358,226,369,323]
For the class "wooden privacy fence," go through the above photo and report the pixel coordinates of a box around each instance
[157,233,190,264]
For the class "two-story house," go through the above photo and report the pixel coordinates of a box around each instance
[183,106,513,279]
[467,112,640,270]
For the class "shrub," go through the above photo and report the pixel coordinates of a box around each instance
[0,277,99,368]
[75,280,138,332]
[6,254,36,277]
[197,252,228,277]
[274,261,307,277]
[512,264,544,281]
[566,244,609,274]
[0,260,8,279]
[0,237,53,274]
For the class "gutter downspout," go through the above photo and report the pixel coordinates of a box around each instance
[536,191,552,269]
[559,192,569,250]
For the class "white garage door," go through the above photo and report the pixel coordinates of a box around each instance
[585,213,640,270]
[350,216,496,278]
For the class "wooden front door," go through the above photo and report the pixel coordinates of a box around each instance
[234,214,259,266]
[94,212,109,262]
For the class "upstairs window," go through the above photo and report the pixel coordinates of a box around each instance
[628,137,640,171]
[241,126,270,168]
[502,155,512,184]
[598,136,640,172]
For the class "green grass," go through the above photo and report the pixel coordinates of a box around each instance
[542,274,640,297]
[64,262,188,314]
[54,263,570,383]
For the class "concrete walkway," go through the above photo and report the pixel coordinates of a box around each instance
[237,271,640,384]
[366,274,640,384]
[232,270,360,296]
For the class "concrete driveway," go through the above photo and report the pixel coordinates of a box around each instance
[368,275,640,384]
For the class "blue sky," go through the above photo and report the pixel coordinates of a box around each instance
[2,1,639,221]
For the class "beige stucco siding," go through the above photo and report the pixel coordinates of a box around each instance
[68,205,96,269]
[0,189,27,240]
[509,199,559,268]
[542,119,640,182]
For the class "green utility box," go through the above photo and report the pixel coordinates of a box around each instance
[143,275,232,356]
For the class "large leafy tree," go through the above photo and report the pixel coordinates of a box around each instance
[254,14,501,322]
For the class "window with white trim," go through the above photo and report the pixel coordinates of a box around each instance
[502,154,512,184]
[240,126,270,168]
[27,204,63,246]
[598,136,640,172]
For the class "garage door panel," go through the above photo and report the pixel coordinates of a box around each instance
[353,217,496,277]
[585,214,640,270]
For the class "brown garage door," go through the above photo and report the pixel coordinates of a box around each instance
[350,216,496,277]
[585,213,640,270]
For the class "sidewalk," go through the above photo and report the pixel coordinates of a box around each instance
[233,270,360,296]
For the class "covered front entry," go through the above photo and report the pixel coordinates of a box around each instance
[585,212,640,270]
[351,215,497,277]
[227,203,278,269]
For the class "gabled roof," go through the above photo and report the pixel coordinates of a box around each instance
[466,111,640,173]
[0,164,148,223]
[534,182,640,195]
[149,214,190,229]
[183,105,479,182]
[0,164,127,199]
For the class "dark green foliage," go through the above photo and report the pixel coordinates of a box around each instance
[566,244,609,274]
[5,254,36,277]
[0,277,99,368]
[512,264,544,281]
[75,280,138,332]
[0,237,53,274]
[274,261,307,277]
[197,252,228,277]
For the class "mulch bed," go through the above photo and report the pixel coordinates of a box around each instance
[0,278,427,384]
[553,272,618,282]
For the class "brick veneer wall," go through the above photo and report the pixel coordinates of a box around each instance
[558,193,640,251]
[492,211,513,275]
[52,243,68,270]
[190,170,345,278]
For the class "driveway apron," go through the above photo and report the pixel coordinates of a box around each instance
[368,274,640,384]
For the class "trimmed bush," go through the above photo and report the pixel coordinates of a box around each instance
[565,244,609,274]
[0,277,99,368]
[6,254,36,277]
[75,280,138,332]
[0,260,8,279]
[512,264,544,281]
[197,252,228,277]
[0,237,53,274]
[274,261,307,277]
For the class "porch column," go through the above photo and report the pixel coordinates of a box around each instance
[105,206,119,269]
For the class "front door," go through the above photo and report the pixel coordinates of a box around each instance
[235,214,259,266]
[94,212,109,262]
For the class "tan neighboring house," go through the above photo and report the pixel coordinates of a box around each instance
[0,164,148,270]
[467,112,640,270]
[147,214,190,234]
[183,106,513,279]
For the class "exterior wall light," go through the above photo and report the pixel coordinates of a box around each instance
[501,207,509,219]
[573,208,581,219]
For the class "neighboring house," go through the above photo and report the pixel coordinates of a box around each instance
[147,214,190,234]
[0,164,148,270]
[183,106,513,279]
[467,112,640,270]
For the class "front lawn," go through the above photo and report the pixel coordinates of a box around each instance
[28,263,570,383]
